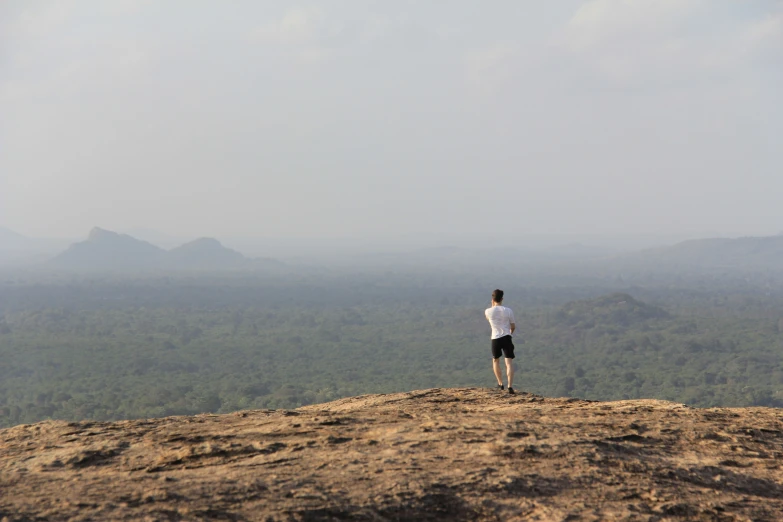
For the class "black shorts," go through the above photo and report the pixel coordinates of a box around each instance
[491,335,515,359]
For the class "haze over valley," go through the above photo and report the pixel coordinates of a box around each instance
[2,2,783,518]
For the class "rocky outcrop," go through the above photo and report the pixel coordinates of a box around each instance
[2,388,783,521]
[53,227,167,270]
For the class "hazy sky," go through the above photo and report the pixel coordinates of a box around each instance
[1,1,781,242]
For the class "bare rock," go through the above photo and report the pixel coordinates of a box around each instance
[2,387,783,521]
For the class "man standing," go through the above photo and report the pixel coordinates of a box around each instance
[485,289,516,394]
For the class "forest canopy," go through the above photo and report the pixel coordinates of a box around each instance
[2,267,783,428]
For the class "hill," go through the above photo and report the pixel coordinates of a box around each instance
[617,235,783,271]
[0,228,72,268]
[0,228,44,268]
[0,227,33,252]
[2,388,782,520]
[52,227,167,270]
[555,292,670,328]
[167,237,247,269]
[50,228,282,271]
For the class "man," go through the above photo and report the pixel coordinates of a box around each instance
[485,289,516,394]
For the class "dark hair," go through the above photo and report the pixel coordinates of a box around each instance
[492,289,504,303]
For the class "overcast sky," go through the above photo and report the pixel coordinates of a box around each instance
[1,1,781,244]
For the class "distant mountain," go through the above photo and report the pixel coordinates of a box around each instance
[359,244,608,267]
[0,227,37,252]
[0,227,74,268]
[120,228,189,249]
[543,243,614,260]
[618,235,783,270]
[53,228,167,270]
[167,238,246,269]
[50,228,283,272]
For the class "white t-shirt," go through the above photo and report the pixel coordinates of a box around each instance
[485,305,515,339]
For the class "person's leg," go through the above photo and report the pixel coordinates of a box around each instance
[492,357,503,386]
[505,357,515,389]
[491,340,504,388]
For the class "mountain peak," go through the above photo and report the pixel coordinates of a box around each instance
[167,237,246,269]
[53,228,166,270]
[87,227,120,242]
[180,237,224,249]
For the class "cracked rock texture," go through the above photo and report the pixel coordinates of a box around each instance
[2,388,783,521]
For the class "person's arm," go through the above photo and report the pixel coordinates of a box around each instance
[509,309,516,334]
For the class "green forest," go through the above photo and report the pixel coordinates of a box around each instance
[2,267,783,428]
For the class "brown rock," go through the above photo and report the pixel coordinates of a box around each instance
[1,388,783,521]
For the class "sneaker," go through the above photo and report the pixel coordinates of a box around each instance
[497,384,505,391]
[508,387,516,395]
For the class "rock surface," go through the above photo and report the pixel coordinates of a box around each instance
[2,388,783,521]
